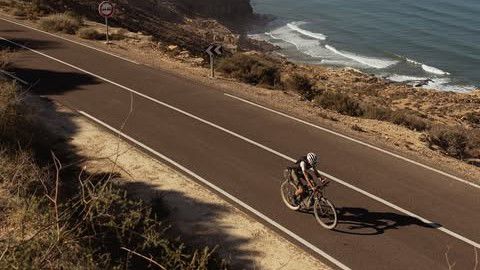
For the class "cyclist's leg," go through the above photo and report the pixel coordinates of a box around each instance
[291,170,304,196]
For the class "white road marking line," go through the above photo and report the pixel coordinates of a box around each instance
[4,36,479,251]
[0,69,29,85]
[225,93,480,190]
[78,110,352,270]
[0,16,140,65]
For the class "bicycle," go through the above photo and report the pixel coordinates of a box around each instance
[280,170,338,229]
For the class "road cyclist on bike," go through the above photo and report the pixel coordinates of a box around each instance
[285,152,326,205]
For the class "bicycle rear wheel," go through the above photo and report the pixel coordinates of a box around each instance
[280,180,301,211]
[313,197,337,229]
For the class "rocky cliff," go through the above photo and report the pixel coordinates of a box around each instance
[34,0,258,54]
[175,0,254,21]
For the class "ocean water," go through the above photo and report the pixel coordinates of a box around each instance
[249,0,480,92]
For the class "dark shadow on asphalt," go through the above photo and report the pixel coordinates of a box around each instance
[333,207,438,235]
[0,37,61,50]
[6,67,100,94]
[0,29,25,33]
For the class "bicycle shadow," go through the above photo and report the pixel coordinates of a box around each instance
[333,207,439,235]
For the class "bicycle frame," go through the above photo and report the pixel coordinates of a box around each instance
[300,182,327,209]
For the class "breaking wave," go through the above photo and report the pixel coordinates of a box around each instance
[286,21,327,40]
[421,64,451,75]
[325,45,398,69]
[249,22,475,92]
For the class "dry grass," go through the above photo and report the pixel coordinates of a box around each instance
[217,53,281,89]
[0,0,50,20]
[38,13,82,34]
[314,91,363,117]
[77,28,104,40]
[285,73,316,101]
[427,125,480,160]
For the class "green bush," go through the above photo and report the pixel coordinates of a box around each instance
[314,92,364,117]
[390,109,430,131]
[217,53,281,88]
[78,28,104,40]
[286,73,316,101]
[427,125,469,159]
[38,13,82,34]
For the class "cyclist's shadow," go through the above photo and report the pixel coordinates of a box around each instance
[331,207,439,235]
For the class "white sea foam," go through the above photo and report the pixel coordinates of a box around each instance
[387,75,476,92]
[268,25,334,58]
[424,78,475,92]
[421,64,450,75]
[325,45,398,69]
[387,74,429,82]
[405,58,422,65]
[263,23,398,69]
[286,21,327,40]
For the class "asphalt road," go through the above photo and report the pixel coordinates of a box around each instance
[1,18,479,269]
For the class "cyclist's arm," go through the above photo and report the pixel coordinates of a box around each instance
[301,162,316,189]
[315,168,327,183]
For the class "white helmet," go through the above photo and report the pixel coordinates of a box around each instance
[307,152,318,166]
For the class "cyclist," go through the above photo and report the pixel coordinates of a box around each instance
[285,152,324,204]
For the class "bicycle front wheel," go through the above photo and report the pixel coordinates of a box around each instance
[313,197,337,229]
[280,180,301,211]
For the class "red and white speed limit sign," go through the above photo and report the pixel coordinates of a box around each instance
[98,1,114,18]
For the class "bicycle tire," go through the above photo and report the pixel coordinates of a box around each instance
[280,180,301,211]
[313,197,337,229]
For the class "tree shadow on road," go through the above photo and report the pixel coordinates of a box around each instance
[7,67,100,95]
[0,37,61,50]
[333,207,439,236]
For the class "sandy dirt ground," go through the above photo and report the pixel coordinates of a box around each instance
[28,95,331,270]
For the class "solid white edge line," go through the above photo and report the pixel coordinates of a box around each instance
[77,110,352,270]
[224,93,480,190]
[0,16,140,65]
[4,35,479,250]
[0,69,29,85]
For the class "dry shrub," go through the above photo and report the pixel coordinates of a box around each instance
[286,73,316,101]
[217,53,281,88]
[0,48,13,69]
[427,125,470,159]
[6,0,50,19]
[39,13,82,34]
[463,112,480,126]
[314,91,363,117]
[0,81,34,144]
[390,109,430,131]
[362,104,392,121]
[78,28,104,40]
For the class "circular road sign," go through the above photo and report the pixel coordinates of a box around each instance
[98,1,114,18]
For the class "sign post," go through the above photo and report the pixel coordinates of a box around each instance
[205,44,222,78]
[98,1,115,44]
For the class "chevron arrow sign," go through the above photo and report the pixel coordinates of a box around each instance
[206,44,222,57]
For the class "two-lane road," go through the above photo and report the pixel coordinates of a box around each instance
[1,18,479,269]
